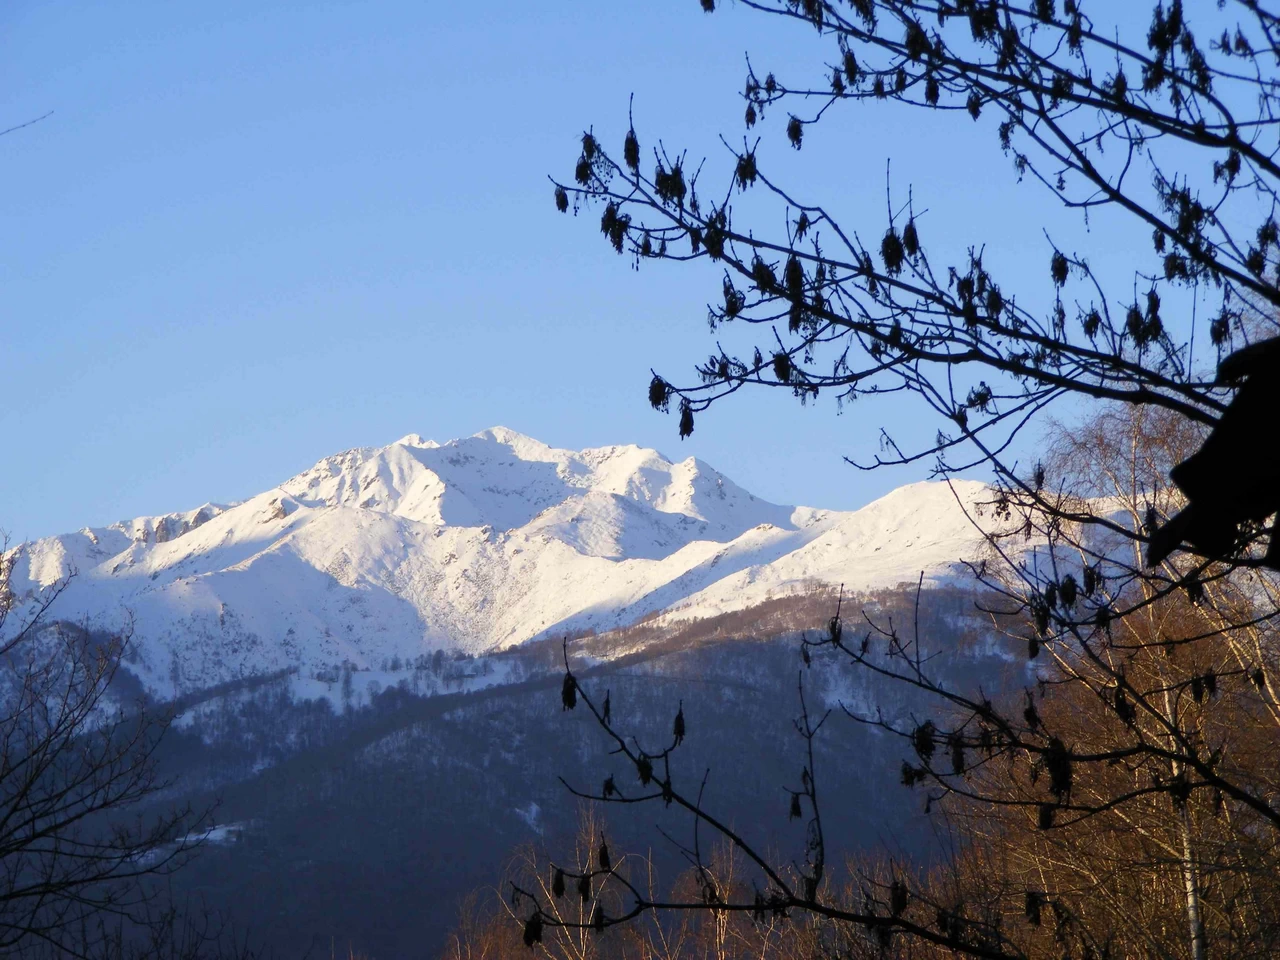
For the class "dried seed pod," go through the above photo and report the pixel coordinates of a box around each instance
[1051,251,1069,286]
[907,721,935,763]
[1083,564,1098,596]
[554,185,568,213]
[902,218,919,258]
[751,256,777,291]
[1045,737,1072,800]
[889,879,908,917]
[561,673,577,710]
[1126,302,1145,341]
[1033,600,1049,637]
[1038,803,1055,830]
[523,913,543,948]
[654,162,687,206]
[786,116,803,149]
[623,128,640,171]
[986,286,1004,317]
[1025,891,1042,926]
[784,254,804,298]
[1024,693,1040,731]
[881,228,905,274]
[1115,686,1135,725]
[648,376,669,412]
[1082,307,1102,338]
[599,203,630,253]
[723,278,744,317]
[843,50,859,84]
[678,402,694,439]
[904,20,928,59]
[772,352,792,383]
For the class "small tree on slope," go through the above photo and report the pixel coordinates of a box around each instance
[0,543,249,959]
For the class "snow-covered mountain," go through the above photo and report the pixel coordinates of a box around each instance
[5,428,991,697]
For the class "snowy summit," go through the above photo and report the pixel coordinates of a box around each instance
[5,429,990,697]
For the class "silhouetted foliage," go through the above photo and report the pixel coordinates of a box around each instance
[552,0,1280,578]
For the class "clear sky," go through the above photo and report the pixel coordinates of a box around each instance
[1,1,1151,542]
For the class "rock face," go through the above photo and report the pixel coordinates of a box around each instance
[4,428,991,698]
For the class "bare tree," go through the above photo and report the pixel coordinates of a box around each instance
[0,542,243,959]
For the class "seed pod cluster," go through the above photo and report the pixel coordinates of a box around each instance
[561,674,577,710]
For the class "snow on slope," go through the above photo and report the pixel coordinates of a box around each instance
[4,429,991,698]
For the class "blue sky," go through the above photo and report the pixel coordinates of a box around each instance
[2,1,1153,541]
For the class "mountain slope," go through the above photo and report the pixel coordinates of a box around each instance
[5,428,991,697]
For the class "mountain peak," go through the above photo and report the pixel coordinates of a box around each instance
[394,433,437,449]
[471,425,533,443]
[465,426,557,459]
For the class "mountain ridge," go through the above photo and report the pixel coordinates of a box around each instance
[5,428,991,698]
